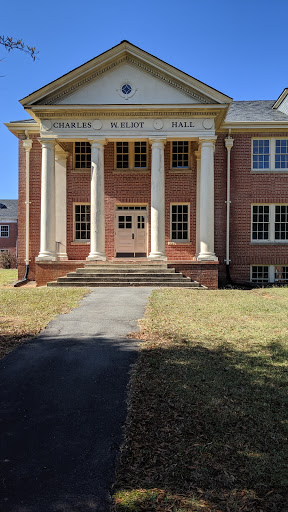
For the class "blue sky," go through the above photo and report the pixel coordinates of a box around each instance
[1,0,288,198]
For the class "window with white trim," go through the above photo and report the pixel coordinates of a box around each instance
[171,141,190,169]
[0,225,9,237]
[74,142,91,169]
[74,204,90,240]
[171,204,189,241]
[252,204,288,242]
[251,265,288,284]
[115,142,147,170]
[252,139,288,171]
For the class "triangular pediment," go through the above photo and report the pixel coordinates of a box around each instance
[53,60,210,106]
[20,41,232,109]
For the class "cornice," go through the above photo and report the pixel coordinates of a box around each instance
[42,55,211,106]
[33,110,219,119]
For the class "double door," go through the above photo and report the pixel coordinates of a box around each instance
[115,208,147,257]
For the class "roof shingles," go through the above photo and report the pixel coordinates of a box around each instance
[0,200,18,220]
[225,100,288,123]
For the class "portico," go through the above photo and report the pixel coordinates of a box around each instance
[34,125,218,265]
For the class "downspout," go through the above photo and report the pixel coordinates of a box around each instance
[224,133,234,284]
[14,133,33,287]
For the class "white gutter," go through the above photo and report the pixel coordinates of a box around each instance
[23,134,33,265]
[224,135,234,265]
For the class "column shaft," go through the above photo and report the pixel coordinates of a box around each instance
[87,139,107,261]
[149,139,167,260]
[195,150,201,257]
[55,150,68,260]
[198,138,218,261]
[37,139,57,260]
[23,139,32,265]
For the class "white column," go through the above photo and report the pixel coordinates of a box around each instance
[55,149,68,260]
[148,138,167,260]
[197,137,218,261]
[87,139,107,261]
[36,139,57,261]
[195,149,201,257]
[225,136,234,265]
[23,138,33,265]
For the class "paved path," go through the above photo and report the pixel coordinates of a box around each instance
[0,287,153,512]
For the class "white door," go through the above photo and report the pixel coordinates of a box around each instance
[115,209,147,256]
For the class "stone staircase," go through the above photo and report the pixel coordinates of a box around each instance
[47,263,206,288]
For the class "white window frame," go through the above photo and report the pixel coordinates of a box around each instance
[114,141,148,171]
[252,138,288,172]
[73,203,91,242]
[170,203,190,242]
[251,265,288,284]
[0,225,9,237]
[251,204,288,243]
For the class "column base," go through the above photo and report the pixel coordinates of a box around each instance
[36,253,57,262]
[148,252,167,261]
[56,253,68,261]
[86,252,107,261]
[197,253,218,262]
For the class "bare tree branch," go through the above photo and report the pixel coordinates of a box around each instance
[0,36,38,60]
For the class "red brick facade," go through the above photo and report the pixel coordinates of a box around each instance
[16,131,288,288]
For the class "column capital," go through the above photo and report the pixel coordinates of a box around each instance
[225,136,234,151]
[23,139,33,152]
[38,138,56,148]
[55,148,69,161]
[198,136,217,147]
[149,137,167,147]
[88,138,107,147]
[195,150,201,160]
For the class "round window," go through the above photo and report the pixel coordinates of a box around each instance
[121,83,132,95]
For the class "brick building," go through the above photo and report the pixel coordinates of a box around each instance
[0,200,18,265]
[5,41,288,288]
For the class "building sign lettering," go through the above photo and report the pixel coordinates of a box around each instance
[171,121,195,128]
[52,122,92,129]
[41,118,214,135]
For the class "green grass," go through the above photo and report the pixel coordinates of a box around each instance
[0,269,18,286]
[0,270,89,358]
[113,288,288,512]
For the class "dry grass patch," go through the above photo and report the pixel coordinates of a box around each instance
[113,288,288,512]
[0,269,18,287]
[0,271,89,358]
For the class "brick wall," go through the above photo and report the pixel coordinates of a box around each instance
[217,132,288,285]
[35,261,85,287]
[18,134,42,281]
[168,261,219,289]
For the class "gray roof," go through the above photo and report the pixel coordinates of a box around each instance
[225,100,288,123]
[0,200,18,220]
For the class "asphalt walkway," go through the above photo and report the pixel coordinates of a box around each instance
[0,287,153,512]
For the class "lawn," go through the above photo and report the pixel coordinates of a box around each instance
[0,269,89,358]
[113,288,288,512]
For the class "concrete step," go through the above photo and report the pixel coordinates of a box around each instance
[58,275,191,283]
[47,281,204,288]
[67,272,185,279]
[75,267,176,274]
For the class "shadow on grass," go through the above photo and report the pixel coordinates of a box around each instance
[114,340,288,511]
[0,333,34,359]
